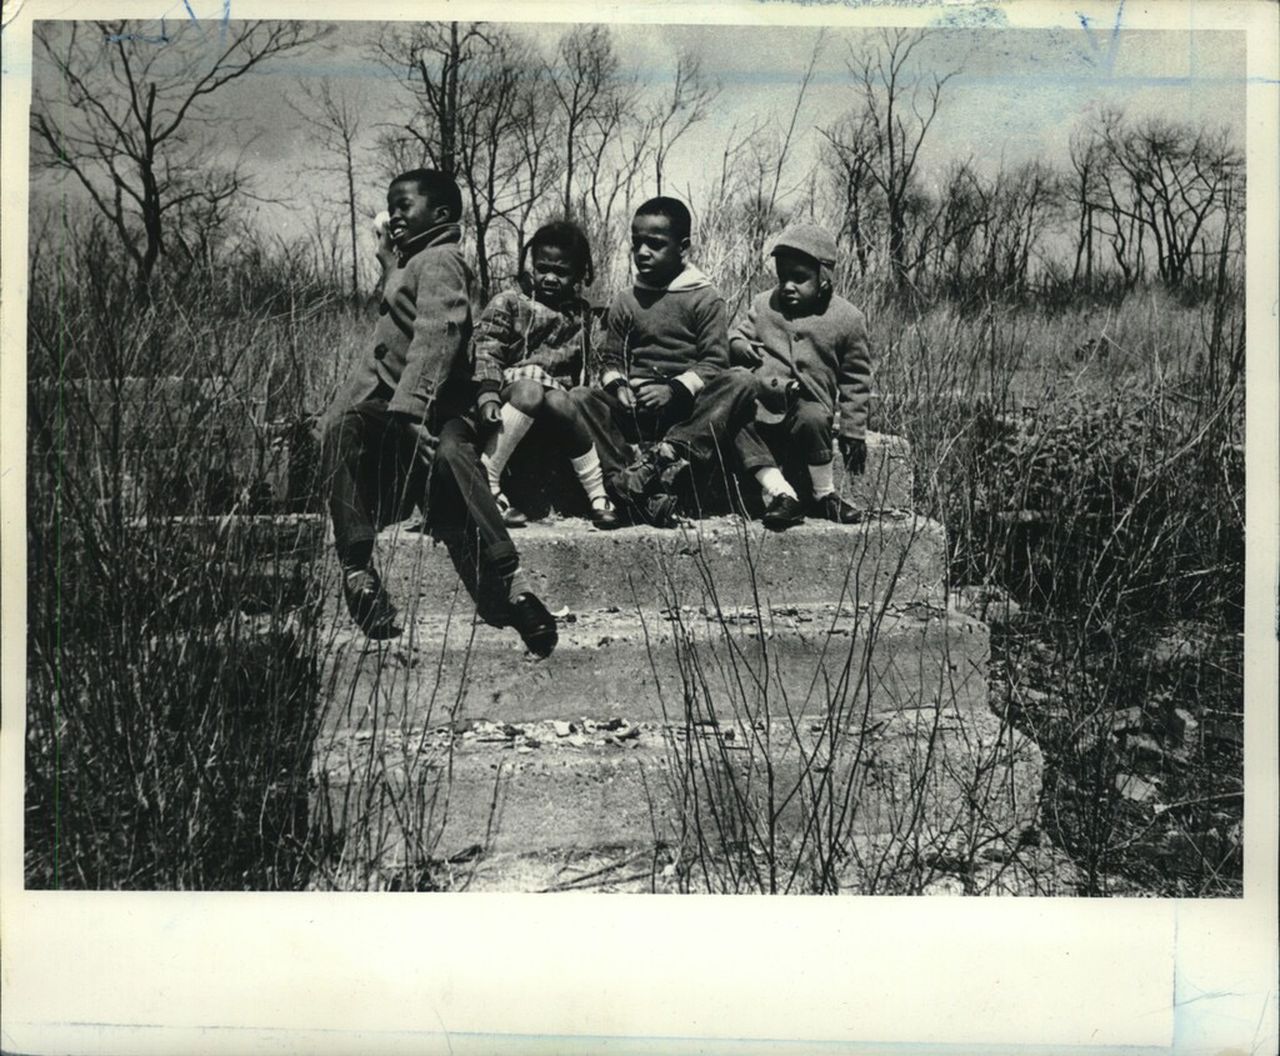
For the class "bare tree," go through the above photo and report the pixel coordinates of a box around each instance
[1067,124,1106,288]
[841,28,959,288]
[549,25,620,218]
[651,49,717,196]
[821,110,881,278]
[1103,116,1242,286]
[30,20,322,291]
[375,21,559,299]
[289,78,371,305]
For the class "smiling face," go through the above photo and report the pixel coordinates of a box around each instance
[631,214,688,285]
[529,243,580,308]
[385,178,449,246]
[774,251,824,314]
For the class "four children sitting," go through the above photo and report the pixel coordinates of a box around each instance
[323,172,875,648]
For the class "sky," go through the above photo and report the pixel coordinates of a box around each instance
[29,17,1248,251]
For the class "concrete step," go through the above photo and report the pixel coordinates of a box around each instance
[312,704,1042,889]
[376,511,948,616]
[319,602,989,732]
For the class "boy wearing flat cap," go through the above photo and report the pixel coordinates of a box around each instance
[729,223,873,530]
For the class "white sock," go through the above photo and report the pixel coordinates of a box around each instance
[570,447,608,505]
[808,460,835,498]
[755,466,797,502]
[482,404,535,493]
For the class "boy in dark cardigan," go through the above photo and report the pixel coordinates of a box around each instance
[729,223,872,530]
[321,169,556,653]
[570,196,763,521]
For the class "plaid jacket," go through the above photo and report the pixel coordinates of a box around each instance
[472,289,594,395]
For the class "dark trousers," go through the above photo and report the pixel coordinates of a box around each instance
[324,399,518,575]
[734,398,834,473]
[569,367,762,482]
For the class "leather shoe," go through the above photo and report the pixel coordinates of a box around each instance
[810,492,863,524]
[761,493,805,531]
[589,497,622,530]
[509,591,558,657]
[342,566,402,640]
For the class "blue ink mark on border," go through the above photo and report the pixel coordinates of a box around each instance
[106,22,170,45]
[1077,0,1126,75]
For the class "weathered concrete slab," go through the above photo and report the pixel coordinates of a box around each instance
[320,603,989,730]
[376,512,948,616]
[313,703,1041,886]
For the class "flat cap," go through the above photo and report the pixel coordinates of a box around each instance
[769,223,839,267]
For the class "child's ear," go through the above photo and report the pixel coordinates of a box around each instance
[679,236,691,254]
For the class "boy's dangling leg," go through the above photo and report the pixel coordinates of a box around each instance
[436,415,557,657]
[324,401,402,638]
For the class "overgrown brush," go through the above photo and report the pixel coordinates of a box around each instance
[26,223,347,889]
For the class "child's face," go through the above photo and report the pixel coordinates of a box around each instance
[530,244,578,307]
[631,214,688,285]
[775,252,823,312]
[386,179,448,246]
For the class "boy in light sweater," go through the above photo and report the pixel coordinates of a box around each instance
[730,223,873,530]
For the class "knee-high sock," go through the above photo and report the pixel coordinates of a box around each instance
[570,447,608,505]
[808,459,836,499]
[755,466,798,502]
[482,404,535,493]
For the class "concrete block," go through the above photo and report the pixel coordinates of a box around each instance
[313,700,1041,885]
[320,603,989,731]
[376,512,948,616]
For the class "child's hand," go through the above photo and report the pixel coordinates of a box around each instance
[373,211,396,267]
[738,341,765,367]
[839,437,867,476]
[609,379,636,409]
[393,413,439,462]
[635,380,674,410]
[479,399,503,426]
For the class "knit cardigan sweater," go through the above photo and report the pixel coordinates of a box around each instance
[324,222,475,427]
[598,265,729,397]
[729,289,872,440]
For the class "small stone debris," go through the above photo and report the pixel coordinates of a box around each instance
[1168,707,1198,741]
[1116,772,1160,803]
[601,717,625,731]
[1111,706,1147,733]
[552,721,573,738]
[615,724,640,741]
[1124,732,1166,765]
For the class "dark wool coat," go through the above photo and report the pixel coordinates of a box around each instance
[325,222,475,427]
